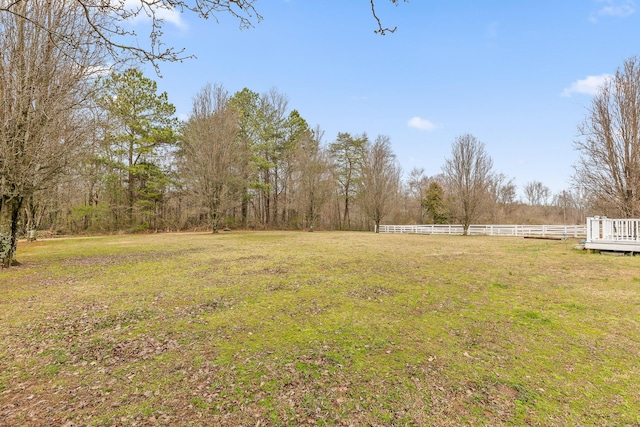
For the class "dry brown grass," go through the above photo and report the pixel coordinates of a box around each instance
[1,231,639,426]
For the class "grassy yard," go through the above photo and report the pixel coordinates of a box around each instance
[1,231,639,426]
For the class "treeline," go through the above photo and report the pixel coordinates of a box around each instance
[7,69,591,241]
[5,1,637,270]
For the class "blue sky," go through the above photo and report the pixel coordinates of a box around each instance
[137,0,639,196]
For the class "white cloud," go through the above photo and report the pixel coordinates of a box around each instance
[600,0,636,16]
[407,116,436,131]
[562,74,612,97]
[124,0,187,29]
[590,0,636,22]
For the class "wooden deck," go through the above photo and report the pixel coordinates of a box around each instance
[585,217,640,253]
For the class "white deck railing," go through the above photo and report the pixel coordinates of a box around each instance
[584,217,640,252]
[378,224,586,238]
[586,217,640,243]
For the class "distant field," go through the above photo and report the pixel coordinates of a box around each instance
[1,231,639,426]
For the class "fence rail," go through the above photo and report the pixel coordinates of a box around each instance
[378,224,586,238]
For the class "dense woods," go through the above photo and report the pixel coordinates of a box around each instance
[2,67,593,245]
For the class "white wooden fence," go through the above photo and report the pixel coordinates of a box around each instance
[378,224,586,238]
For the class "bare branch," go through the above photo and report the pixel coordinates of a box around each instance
[1,0,404,72]
[1,0,261,71]
[370,0,407,35]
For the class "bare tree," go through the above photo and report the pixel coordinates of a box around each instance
[181,83,242,233]
[359,135,401,232]
[0,0,106,267]
[523,181,551,206]
[292,126,334,230]
[487,173,517,222]
[553,190,575,224]
[574,56,640,217]
[407,167,431,223]
[569,185,593,224]
[490,174,517,206]
[442,134,495,235]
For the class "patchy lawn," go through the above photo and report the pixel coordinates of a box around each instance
[1,231,639,426]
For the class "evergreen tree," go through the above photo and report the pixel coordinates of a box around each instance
[97,68,178,229]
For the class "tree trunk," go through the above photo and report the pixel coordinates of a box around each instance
[241,187,248,228]
[343,195,350,230]
[211,213,219,233]
[2,197,24,268]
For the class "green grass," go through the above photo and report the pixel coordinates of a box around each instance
[1,231,639,426]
